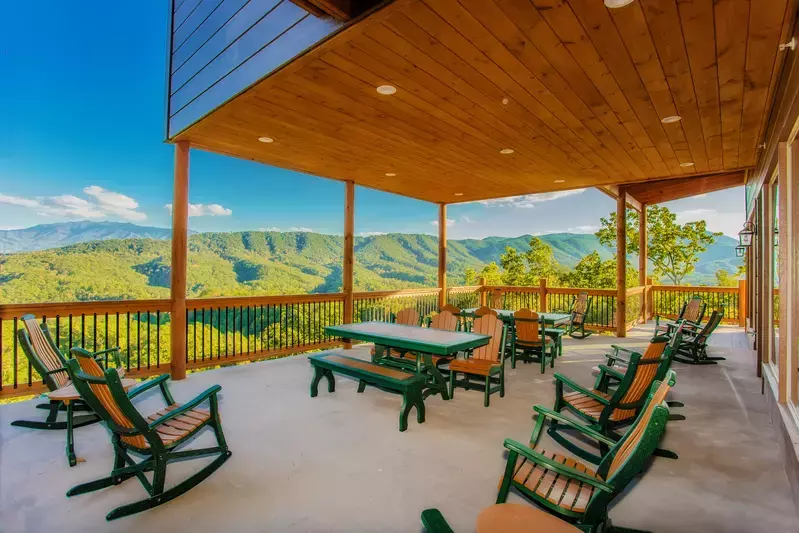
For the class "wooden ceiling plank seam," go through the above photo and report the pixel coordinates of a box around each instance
[737,0,791,168]
[535,0,684,176]
[493,0,660,178]
[715,0,751,170]
[357,24,596,178]
[381,11,611,178]
[464,0,649,180]
[677,0,724,170]
[640,0,711,175]
[751,0,799,172]
[404,1,608,176]
[421,0,634,180]
[320,46,581,179]
[511,0,670,178]
[605,1,700,175]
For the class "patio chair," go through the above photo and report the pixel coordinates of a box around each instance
[653,295,705,337]
[473,305,498,317]
[400,310,461,369]
[673,309,725,365]
[489,290,505,309]
[510,308,555,373]
[371,306,421,358]
[566,291,594,339]
[449,314,507,407]
[10,315,125,464]
[548,335,675,463]
[497,372,676,533]
[65,348,230,521]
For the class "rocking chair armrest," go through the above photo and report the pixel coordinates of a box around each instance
[554,373,610,405]
[90,346,121,357]
[532,406,617,446]
[42,366,68,376]
[597,365,625,381]
[127,374,170,400]
[147,385,222,430]
[503,439,613,492]
[609,345,638,356]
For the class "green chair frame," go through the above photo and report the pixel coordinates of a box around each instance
[11,314,124,466]
[673,309,725,365]
[65,348,231,521]
[549,336,675,463]
[510,310,556,373]
[449,315,508,407]
[497,372,676,533]
[653,296,706,337]
[566,292,594,339]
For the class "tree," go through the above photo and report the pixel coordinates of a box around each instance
[595,205,721,285]
[715,269,738,287]
[478,262,503,285]
[497,237,562,286]
[560,251,639,289]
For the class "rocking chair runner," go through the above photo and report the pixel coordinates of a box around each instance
[65,348,230,521]
[653,296,705,337]
[11,314,128,466]
[674,309,725,365]
[510,309,555,373]
[449,314,507,407]
[497,372,676,533]
[549,335,675,463]
[566,292,593,339]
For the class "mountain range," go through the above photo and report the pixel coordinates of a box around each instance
[0,221,741,304]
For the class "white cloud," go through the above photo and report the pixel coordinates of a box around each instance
[260,227,282,232]
[359,231,387,236]
[478,189,586,209]
[1,187,147,222]
[566,225,599,233]
[460,215,473,224]
[675,208,744,238]
[431,218,455,227]
[165,203,232,217]
[289,227,313,232]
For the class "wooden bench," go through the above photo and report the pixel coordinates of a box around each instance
[308,351,427,432]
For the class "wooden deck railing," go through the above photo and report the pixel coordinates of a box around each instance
[0,282,747,399]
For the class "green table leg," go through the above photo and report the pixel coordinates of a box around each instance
[419,352,450,401]
[66,401,77,467]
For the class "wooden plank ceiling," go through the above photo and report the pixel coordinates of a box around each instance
[175,0,793,204]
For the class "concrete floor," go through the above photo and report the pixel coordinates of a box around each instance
[0,324,796,532]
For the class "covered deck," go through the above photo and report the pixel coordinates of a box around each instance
[1,324,794,532]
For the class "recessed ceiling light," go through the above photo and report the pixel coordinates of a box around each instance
[500,148,514,155]
[554,179,566,183]
[680,162,695,167]
[604,0,635,8]
[376,85,396,95]
[385,172,396,177]
[454,193,464,196]
[501,98,509,105]
[258,136,274,143]
[661,115,682,124]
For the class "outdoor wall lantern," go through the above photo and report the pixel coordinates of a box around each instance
[735,246,746,258]
[738,221,756,246]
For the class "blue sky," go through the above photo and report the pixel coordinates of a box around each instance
[0,1,745,239]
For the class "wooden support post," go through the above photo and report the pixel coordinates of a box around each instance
[478,277,487,307]
[738,279,747,328]
[343,181,354,348]
[539,278,548,313]
[646,276,654,320]
[438,203,447,310]
[170,141,189,380]
[616,188,627,337]
[639,204,647,322]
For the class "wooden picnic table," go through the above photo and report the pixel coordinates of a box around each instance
[325,322,491,401]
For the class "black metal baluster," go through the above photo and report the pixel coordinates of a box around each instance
[146,311,151,369]
[13,317,18,389]
[137,311,142,371]
[156,311,161,368]
[80,314,85,349]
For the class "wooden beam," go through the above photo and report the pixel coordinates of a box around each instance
[596,185,642,212]
[438,203,447,309]
[639,203,648,322]
[289,0,356,21]
[623,170,746,205]
[616,187,627,338]
[343,181,355,346]
[170,141,190,380]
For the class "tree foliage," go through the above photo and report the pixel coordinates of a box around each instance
[595,205,721,285]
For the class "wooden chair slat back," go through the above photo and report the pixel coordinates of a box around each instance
[489,291,504,309]
[471,314,504,362]
[609,377,673,476]
[619,339,667,406]
[75,355,147,448]
[440,304,461,315]
[573,292,589,325]
[683,297,702,322]
[473,306,498,317]
[395,307,420,326]
[22,316,69,388]
[430,310,458,332]
[700,309,723,337]
[513,308,540,343]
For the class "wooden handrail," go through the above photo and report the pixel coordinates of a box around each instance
[352,288,441,298]
[650,285,739,293]
[626,286,645,296]
[0,299,172,320]
[187,293,346,308]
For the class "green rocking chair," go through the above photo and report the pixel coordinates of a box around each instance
[673,309,725,365]
[653,296,705,337]
[566,292,594,339]
[65,348,231,521]
[549,335,675,463]
[496,372,676,533]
